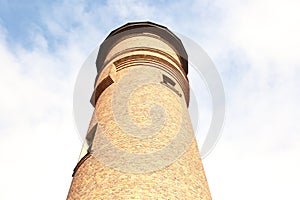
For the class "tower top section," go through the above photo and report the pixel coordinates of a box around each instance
[96,21,188,76]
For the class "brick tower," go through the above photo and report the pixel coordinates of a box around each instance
[67,22,212,199]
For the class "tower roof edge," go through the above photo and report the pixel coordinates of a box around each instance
[95,21,188,76]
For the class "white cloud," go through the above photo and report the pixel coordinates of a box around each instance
[199,0,300,199]
[0,23,81,199]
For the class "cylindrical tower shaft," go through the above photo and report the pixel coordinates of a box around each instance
[67,22,211,200]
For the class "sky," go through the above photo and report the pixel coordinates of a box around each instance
[0,0,300,199]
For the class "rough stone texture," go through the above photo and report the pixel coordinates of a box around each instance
[68,141,211,200]
[67,27,212,199]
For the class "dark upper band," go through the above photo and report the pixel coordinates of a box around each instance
[95,21,188,77]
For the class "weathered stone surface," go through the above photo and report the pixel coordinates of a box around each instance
[67,22,211,200]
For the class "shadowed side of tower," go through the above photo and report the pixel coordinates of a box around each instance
[67,22,212,199]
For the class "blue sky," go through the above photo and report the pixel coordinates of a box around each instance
[0,0,300,199]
